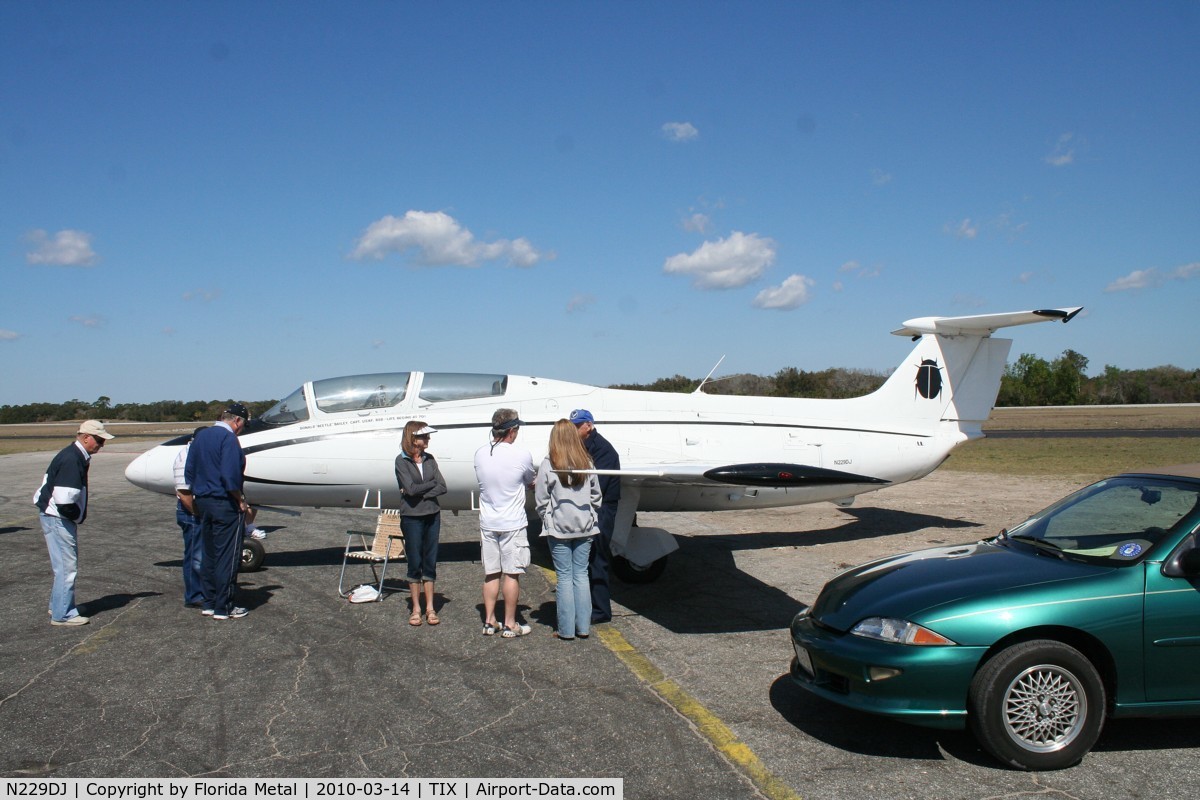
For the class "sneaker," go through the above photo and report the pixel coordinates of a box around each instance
[248,528,267,540]
[212,607,248,620]
[51,615,90,626]
[200,609,215,616]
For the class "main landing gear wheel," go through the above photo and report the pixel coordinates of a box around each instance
[611,554,668,584]
[239,537,265,572]
[967,639,1105,770]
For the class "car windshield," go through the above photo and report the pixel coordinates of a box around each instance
[1003,475,1200,565]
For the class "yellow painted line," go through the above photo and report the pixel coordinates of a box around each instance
[538,566,802,800]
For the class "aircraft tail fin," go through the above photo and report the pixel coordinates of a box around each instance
[858,306,1082,433]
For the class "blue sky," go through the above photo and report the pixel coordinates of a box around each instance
[2,2,1197,407]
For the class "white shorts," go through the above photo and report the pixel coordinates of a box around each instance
[481,527,530,575]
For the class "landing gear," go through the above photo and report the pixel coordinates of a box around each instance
[240,537,265,572]
[612,554,668,584]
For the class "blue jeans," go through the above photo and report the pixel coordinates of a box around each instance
[400,512,441,582]
[40,514,81,621]
[550,536,593,638]
[176,501,205,605]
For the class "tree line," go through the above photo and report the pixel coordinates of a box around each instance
[612,350,1200,406]
[1,351,1197,424]
[0,397,278,425]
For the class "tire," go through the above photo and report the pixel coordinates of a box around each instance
[611,554,667,584]
[968,639,1106,770]
[240,537,265,572]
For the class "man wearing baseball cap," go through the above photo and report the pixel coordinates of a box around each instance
[185,403,251,620]
[33,420,115,626]
[474,408,536,637]
[569,409,621,624]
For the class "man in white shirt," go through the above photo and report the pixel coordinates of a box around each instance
[474,408,535,638]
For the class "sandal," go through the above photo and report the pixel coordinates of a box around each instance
[482,623,497,636]
[409,612,423,627]
[501,623,531,638]
[426,610,440,626]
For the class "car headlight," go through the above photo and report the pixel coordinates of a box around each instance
[851,617,956,646]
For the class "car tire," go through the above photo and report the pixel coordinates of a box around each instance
[968,639,1106,771]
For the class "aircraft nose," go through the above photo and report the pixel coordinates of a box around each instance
[125,451,151,490]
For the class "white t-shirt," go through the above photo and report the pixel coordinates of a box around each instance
[474,440,535,531]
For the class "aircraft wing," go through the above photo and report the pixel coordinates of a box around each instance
[581,463,889,489]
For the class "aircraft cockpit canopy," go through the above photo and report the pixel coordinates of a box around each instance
[418,372,507,403]
[258,385,309,427]
[255,371,509,429]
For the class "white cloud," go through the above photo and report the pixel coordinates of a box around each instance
[371,339,385,349]
[1017,271,1035,284]
[69,314,105,328]
[871,168,893,186]
[1171,262,1200,280]
[566,293,595,313]
[1045,132,1075,167]
[661,122,699,142]
[838,260,881,279]
[753,274,814,310]
[1106,262,1199,292]
[663,231,776,289]
[682,213,710,233]
[350,210,548,267]
[945,218,978,239]
[0,328,20,341]
[25,229,97,267]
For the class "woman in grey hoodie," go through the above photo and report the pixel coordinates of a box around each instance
[395,420,448,626]
[535,419,602,640]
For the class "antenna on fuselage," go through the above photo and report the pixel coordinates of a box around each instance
[694,355,726,394]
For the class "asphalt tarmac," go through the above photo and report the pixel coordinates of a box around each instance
[3,442,1199,800]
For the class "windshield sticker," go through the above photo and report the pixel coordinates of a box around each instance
[1117,542,1144,558]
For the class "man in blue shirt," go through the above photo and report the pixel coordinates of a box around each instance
[185,404,250,620]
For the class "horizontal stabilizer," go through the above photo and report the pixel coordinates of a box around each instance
[704,463,890,488]
[892,306,1082,338]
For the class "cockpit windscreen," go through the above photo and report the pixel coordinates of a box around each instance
[259,385,310,426]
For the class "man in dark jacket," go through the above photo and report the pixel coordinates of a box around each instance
[569,409,621,624]
[185,403,250,620]
[33,420,114,626]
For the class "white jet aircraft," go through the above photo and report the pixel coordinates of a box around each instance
[125,306,1081,581]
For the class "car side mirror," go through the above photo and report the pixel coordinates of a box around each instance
[1163,545,1200,578]
[1181,549,1200,575]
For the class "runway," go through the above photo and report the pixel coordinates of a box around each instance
[3,442,1199,799]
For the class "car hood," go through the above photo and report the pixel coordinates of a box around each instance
[810,541,1113,633]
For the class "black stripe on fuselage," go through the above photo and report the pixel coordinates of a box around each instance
[240,418,935,456]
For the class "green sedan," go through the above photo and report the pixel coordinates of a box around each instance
[790,465,1200,770]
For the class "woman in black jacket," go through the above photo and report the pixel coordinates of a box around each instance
[394,420,448,626]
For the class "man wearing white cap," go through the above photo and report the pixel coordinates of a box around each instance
[32,419,115,626]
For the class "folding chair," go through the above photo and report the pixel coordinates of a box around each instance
[338,510,406,600]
